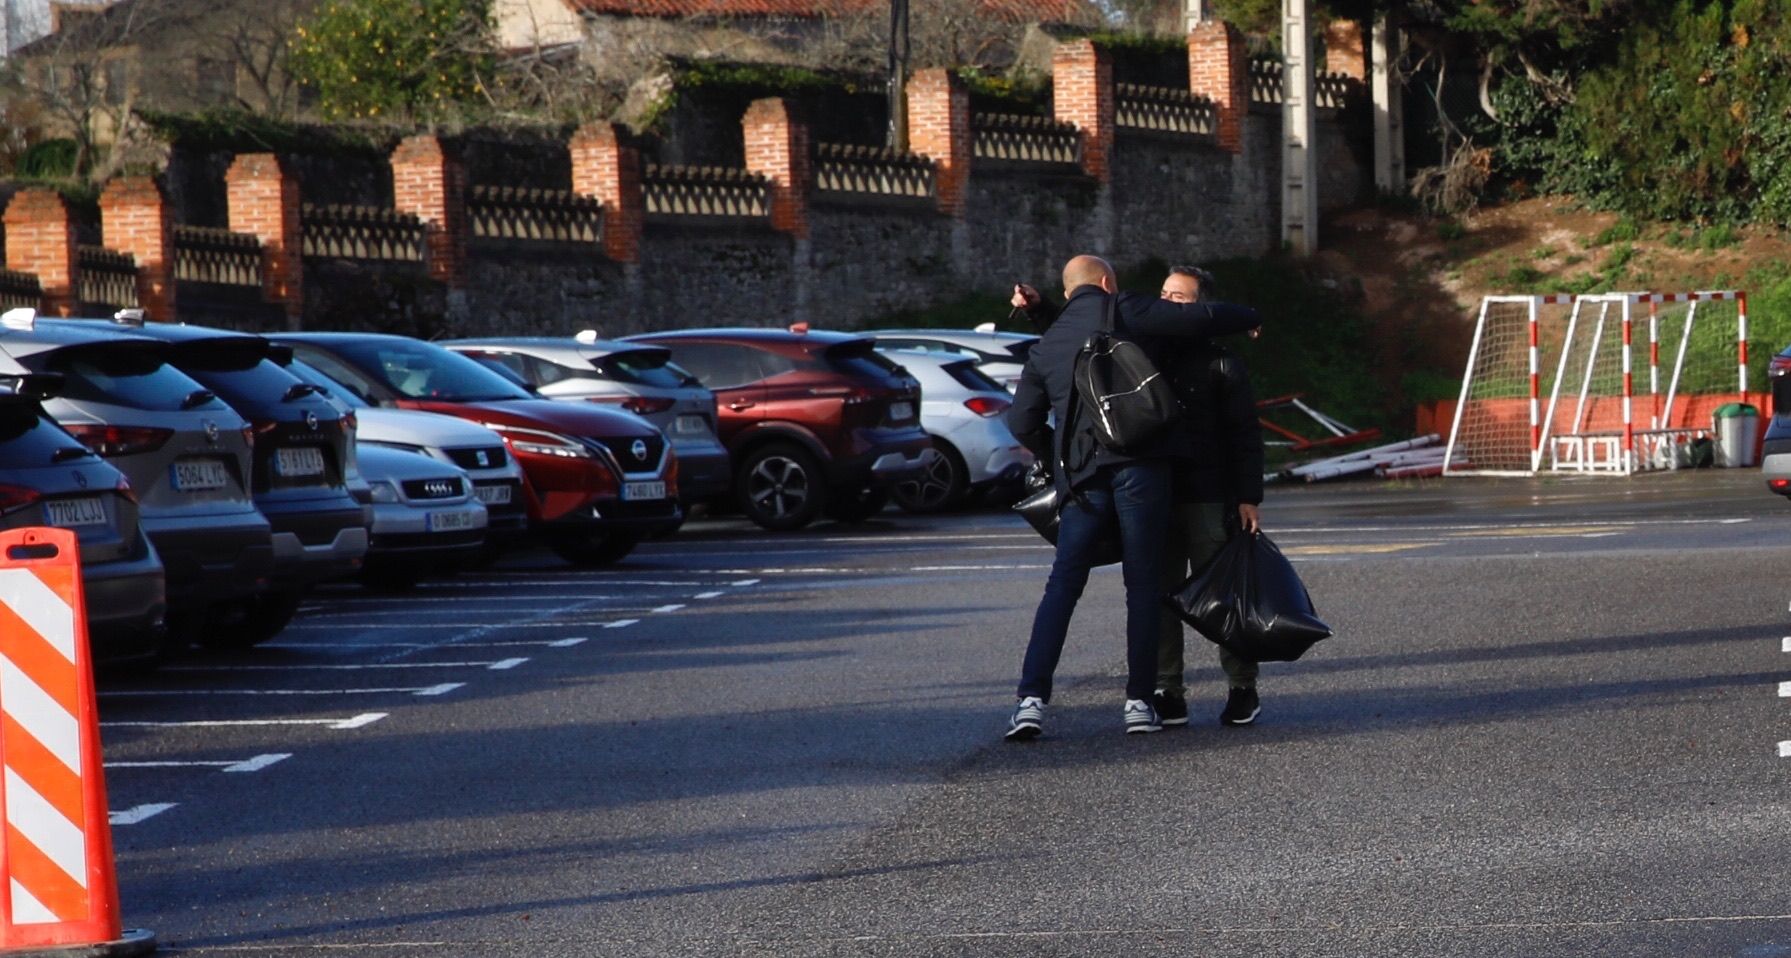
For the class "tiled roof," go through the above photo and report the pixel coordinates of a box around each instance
[567,0,1089,22]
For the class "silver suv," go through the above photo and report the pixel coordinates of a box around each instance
[0,310,272,651]
[443,334,732,503]
[0,374,166,663]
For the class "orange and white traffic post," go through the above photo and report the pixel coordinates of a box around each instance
[0,528,153,956]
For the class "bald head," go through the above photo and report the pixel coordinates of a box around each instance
[1061,255,1115,298]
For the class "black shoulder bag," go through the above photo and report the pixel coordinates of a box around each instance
[1074,292,1182,452]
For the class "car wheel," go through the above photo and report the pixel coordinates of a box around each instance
[891,441,968,513]
[200,591,302,649]
[825,486,889,523]
[549,532,638,567]
[737,444,826,531]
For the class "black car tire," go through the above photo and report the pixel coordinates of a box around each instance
[891,441,968,514]
[549,532,638,567]
[200,591,302,649]
[737,444,827,531]
[825,485,889,523]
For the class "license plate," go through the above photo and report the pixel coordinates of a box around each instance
[427,510,478,532]
[673,414,707,435]
[888,401,914,421]
[623,481,666,501]
[171,459,228,491]
[45,497,106,528]
[275,446,326,478]
[473,483,512,505]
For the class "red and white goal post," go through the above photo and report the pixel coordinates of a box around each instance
[1442,290,1749,476]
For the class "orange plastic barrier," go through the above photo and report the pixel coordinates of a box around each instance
[0,528,151,955]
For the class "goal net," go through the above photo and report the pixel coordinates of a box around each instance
[1441,295,1575,475]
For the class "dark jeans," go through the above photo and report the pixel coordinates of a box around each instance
[1017,461,1171,703]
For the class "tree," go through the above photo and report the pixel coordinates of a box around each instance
[288,0,496,122]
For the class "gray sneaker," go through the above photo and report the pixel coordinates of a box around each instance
[1005,696,1045,741]
[1123,698,1161,734]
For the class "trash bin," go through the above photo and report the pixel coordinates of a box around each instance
[1713,402,1760,468]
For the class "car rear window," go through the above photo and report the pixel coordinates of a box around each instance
[47,343,218,411]
[597,349,691,389]
[171,339,310,410]
[0,397,89,461]
[287,359,371,409]
[328,339,533,403]
[1004,340,1034,362]
[945,360,1005,393]
[824,340,905,380]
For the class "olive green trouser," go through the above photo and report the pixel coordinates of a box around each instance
[1157,501,1258,697]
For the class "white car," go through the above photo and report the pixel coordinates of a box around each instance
[865,326,1038,394]
[878,349,1034,512]
[355,445,489,588]
[281,356,528,540]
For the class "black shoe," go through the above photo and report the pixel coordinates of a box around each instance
[1220,687,1260,726]
[1153,690,1189,726]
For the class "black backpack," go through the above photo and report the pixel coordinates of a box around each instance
[1074,292,1182,452]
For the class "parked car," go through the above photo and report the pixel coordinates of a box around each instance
[876,349,1033,512]
[269,333,680,566]
[625,327,936,530]
[282,356,529,541]
[1764,348,1791,495]
[110,317,368,645]
[0,309,272,652]
[354,444,487,588]
[0,370,166,663]
[863,326,1038,393]
[442,333,732,504]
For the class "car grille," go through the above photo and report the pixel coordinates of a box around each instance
[402,477,465,500]
[445,446,508,470]
[594,435,665,473]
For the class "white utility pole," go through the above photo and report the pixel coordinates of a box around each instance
[1183,0,1212,32]
[1281,0,1319,255]
[1371,14,1406,194]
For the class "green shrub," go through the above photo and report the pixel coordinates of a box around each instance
[1437,220,1466,241]
[1698,224,1740,249]
[289,0,495,122]
[16,139,77,179]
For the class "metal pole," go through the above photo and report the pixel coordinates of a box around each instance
[887,0,910,152]
[1185,0,1213,32]
[1281,0,1319,255]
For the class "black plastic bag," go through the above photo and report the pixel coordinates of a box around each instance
[1012,463,1121,566]
[1164,531,1332,662]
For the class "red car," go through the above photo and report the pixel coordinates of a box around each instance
[625,328,935,530]
[272,333,679,566]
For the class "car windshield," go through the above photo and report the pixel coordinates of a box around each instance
[824,340,905,381]
[0,397,89,460]
[45,342,219,412]
[286,359,372,409]
[329,339,532,402]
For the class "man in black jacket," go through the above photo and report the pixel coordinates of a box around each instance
[1002,255,1261,740]
[1152,266,1268,728]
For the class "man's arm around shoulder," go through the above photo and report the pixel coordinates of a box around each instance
[1118,291,1261,340]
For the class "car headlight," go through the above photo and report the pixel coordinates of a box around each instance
[368,481,401,504]
[488,425,593,459]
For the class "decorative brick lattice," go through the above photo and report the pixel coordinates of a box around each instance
[174,226,263,286]
[972,113,1082,167]
[1316,72,1357,110]
[0,269,40,311]
[301,205,427,261]
[1116,84,1217,137]
[1250,56,1284,105]
[813,144,935,203]
[642,165,771,220]
[1250,57,1357,110]
[76,246,138,308]
[468,186,604,244]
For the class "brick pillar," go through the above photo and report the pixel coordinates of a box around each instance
[743,98,810,238]
[99,176,175,322]
[226,153,303,325]
[1189,21,1249,155]
[3,189,78,316]
[569,122,643,264]
[1053,39,1114,182]
[391,135,467,288]
[1324,18,1366,81]
[906,68,971,218]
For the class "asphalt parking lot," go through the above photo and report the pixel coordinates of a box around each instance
[96,469,1791,957]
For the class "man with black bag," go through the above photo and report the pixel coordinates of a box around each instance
[1151,266,1269,728]
[1002,255,1261,740]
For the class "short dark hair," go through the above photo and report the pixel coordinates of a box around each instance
[1169,265,1216,298]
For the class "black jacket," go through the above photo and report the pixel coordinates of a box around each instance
[1164,340,1264,505]
[1007,285,1261,496]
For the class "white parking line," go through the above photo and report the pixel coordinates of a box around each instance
[1780,682,1791,697]
[911,564,1051,572]
[269,638,587,649]
[434,578,746,588]
[693,592,724,599]
[651,604,685,613]
[101,684,463,698]
[731,579,761,587]
[549,637,588,647]
[102,713,388,731]
[487,658,527,670]
[110,804,177,826]
[1782,636,1791,653]
[605,619,638,629]
[163,662,508,671]
[1780,741,1791,759]
[107,753,291,773]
